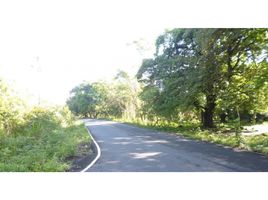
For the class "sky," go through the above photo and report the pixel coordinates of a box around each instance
[0,0,266,105]
[0,0,171,105]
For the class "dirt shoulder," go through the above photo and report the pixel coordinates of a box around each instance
[67,140,98,172]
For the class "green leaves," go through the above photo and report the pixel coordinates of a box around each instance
[0,122,90,172]
[0,79,26,134]
[0,81,90,171]
[67,71,141,120]
[67,82,98,117]
[137,28,268,127]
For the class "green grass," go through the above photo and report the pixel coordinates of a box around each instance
[0,121,90,172]
[245,134,268,154]
[114,118,268,156]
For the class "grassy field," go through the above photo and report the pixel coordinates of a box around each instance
[0,108,91,172]
[114,118,268,156]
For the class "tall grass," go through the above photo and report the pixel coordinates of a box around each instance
[0,106,90,172]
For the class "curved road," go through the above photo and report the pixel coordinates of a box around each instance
[84,119,268,172]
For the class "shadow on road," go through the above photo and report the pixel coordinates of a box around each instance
[83,119,268,172]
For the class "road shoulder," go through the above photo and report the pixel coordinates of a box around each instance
[68,126,99,172]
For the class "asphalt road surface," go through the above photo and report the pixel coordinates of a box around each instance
[84,119,268,172]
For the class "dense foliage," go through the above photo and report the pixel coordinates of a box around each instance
[67,29,268,129]
[67,70,141,120]
[137,28,268,127]
[1,28,267,171]
[0,79,90,171]
[66,28,268,155]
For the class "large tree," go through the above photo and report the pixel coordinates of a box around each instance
[107,70,141,119]
[137,28,268,128]
[66,83,101,118]
[66,71,141,119]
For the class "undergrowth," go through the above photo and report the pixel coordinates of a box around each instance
[113,118,268,156]
[0,107,90,172]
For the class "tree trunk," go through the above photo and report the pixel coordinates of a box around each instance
[236,106,240,122]
[251,112,256,124]
[219,112,227,123]
[203,108,214,128]
[202,95,216,128]
[94,112,99,119]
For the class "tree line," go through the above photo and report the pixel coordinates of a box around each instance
[67,28,268,128]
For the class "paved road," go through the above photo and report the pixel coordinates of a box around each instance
[84,119,268,172]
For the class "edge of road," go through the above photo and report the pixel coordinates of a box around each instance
[111,120,268,158]
[80,125,101,172]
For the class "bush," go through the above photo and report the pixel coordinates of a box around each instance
[0,80,91,171]
[0,105,90,172]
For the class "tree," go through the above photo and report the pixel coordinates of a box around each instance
[217,60,268,123]
[0,79,26,134]
[106,70,141,120]
[66,71,141,120]
[66,83,99,118]
[209,29,268,124]
[91,81,110,118]
[137,28,268,128]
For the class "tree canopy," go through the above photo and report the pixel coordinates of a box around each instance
[137,28,268,127]
[67,28,268,129]
[66,71,141,120]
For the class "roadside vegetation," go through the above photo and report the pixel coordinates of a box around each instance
[0,80,90,172]
[66,28,268,155]
[1,29,267,172]
[114,119,268,155]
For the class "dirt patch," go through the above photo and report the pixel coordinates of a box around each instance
[242,124,268,136]
[67,141,97,172]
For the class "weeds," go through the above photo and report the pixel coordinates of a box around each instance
[0,107,90,172]
[115,118,268,156]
